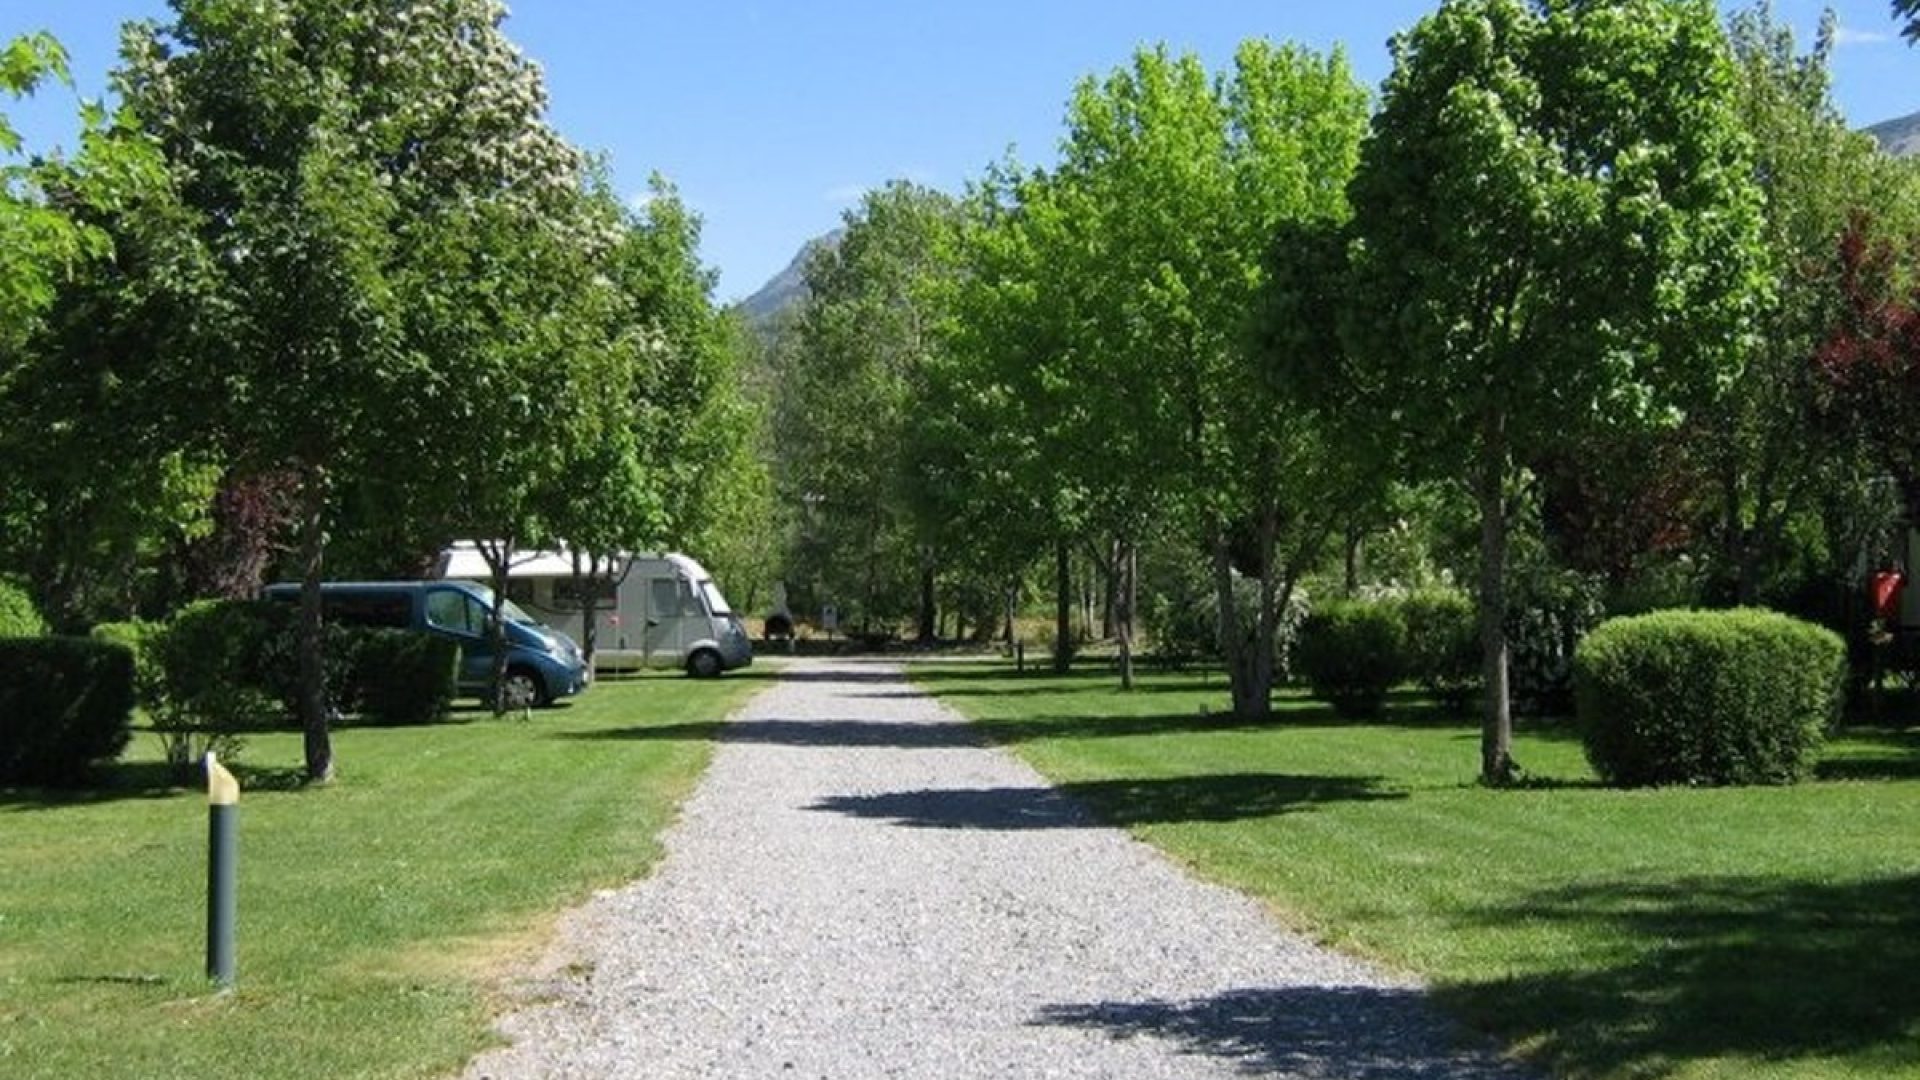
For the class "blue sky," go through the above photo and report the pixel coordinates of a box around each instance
[5,1,1919,301]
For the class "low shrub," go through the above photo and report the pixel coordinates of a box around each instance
[0,579,47,638]
[95,617,248,778]
[152,599,292,737]
[1400,589,1479,714]
[1574,608,1844,787]
[1141,556,1309,676]
[0,638,135,785]
[1297,599,1407,719]
[343,629,461,726]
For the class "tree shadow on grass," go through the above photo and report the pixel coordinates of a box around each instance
[809,772,1404,830]
[1438,874,1920,1078]
[0,760,184,810]
[0,756,330,810]
[1816,729,1920,782]
[1036,986,1533,1079]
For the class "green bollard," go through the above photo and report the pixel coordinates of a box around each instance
[205,752,239,989]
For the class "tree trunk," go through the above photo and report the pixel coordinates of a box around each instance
[1218,507,1283,723]
[1004,583,1017,648]
[1053,540,1072,674]
[1344,519,1362,598]
[1212,526,1265,720]
[1102,539,1120,639]
[572,550,602,673]
[485,539,516,715]
[1477,421,1519,786]
[1721,462,1758,605]
[1116,538,1136,691]
[1248,504,1282,719]
[917,552,937,643]
[295,467,333,782]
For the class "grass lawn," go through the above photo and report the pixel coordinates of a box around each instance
[0,669,768,1080]
[915,663,1920,1080]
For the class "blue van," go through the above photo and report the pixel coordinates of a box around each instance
[262,580,590,707]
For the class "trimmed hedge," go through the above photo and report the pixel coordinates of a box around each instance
[154,599,293,734]
[1573,608,1844,787]
[0,579,47,638]
[0,638,135,785]
[345,630,461,726]
[1400,589,1479,713]
[1297,599,1407,718]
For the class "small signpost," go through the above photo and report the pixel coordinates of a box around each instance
[205,752,239,989]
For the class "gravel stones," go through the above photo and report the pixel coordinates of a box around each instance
[463,658,1534,1080]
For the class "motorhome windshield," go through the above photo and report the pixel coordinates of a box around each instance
[699,580,732,616]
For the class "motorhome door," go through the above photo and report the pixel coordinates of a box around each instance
[644,574,697,665]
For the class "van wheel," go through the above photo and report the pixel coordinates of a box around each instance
[687,649,723,679]
[503,667,549,709]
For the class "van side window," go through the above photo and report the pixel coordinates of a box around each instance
[426,590,483,635]
[323,592,410,628]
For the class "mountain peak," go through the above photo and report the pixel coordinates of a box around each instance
[736,229,844,329]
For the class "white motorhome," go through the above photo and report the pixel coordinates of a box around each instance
[435,542,753,677]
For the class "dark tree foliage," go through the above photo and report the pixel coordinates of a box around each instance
[1815,219,1920,518]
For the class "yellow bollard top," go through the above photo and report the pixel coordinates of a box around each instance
[205,752,240,806]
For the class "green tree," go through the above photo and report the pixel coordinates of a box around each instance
[775,182,962,640]
[116,0,590,771]
[941,163,1098,671]
[1044,42,1371,708]
[1348,0,1768,784]
[1896,0,1920,42]
[1689,5,1915,606]
[0,32,199,628]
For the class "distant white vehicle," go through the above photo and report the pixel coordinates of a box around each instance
[434,542,754,677]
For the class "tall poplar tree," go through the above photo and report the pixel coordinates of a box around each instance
[1047,42,1370,709]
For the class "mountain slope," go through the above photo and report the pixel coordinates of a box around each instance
[737,228,842,330]
[1868,110,1920,158]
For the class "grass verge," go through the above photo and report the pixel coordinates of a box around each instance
[915,663,1920,1080]
[0,670,767,1080]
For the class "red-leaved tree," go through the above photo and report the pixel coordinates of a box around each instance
[1815,218,1920,518]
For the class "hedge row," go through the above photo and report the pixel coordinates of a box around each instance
[91,601,461,779]
[0,638,134,785]
[1296,591,1479,719]
[1573,608,1844,787]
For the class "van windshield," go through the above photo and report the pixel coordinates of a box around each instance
[700,580,732,616]
[469,584,539,625]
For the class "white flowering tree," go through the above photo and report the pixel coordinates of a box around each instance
[117,0,597,774]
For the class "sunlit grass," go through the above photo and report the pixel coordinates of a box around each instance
[0,670,768,1080]
[917,663,1920,1080]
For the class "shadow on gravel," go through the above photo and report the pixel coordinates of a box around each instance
[558,716,989,749]
[1037,987,1529,1080]
[809,773,1402,829]
[565,710,1296,748]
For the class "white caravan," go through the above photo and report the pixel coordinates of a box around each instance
[435,542,754,677]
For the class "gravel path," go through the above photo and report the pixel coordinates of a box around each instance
[463,658,1535,1080]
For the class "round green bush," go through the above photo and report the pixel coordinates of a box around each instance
[0,579,48,638]
[1399,589,1479,713]
[1573,608,1844,787]
[1297,599,1407,719]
